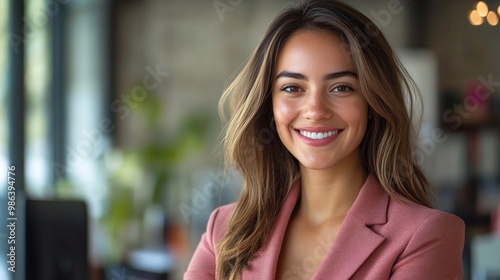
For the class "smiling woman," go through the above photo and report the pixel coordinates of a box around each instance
[184,1,465,279]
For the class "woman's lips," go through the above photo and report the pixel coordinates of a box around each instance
[299,129,340,140]
[295,128,344,146]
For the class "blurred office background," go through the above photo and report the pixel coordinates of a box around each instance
[0,0,499,279]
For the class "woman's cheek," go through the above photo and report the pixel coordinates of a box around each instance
[274,99,298,125]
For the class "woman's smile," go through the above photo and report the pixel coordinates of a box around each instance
[296,128,344,146]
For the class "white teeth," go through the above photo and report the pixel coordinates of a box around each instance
[300,130,340,140]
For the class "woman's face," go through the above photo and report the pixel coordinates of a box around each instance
[272,30,368,172]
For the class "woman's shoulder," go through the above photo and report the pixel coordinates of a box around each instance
[205,203,237,243]
[387,196,464,233]
[359,175,464,230]
[210,203,236,225]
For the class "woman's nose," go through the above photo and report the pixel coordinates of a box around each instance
[302,90,332,121]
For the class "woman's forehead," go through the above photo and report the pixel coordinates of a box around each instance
[275,30,355,78]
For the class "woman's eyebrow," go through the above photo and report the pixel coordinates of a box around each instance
[323,70,357,80]
[275,70,358,81]
[275,71,308,81]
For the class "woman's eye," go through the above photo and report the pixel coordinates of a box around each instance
[332,84,353,93]
[281,85,302,93]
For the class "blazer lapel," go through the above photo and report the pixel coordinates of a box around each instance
[313,175,389,279]
[241,175,389,279]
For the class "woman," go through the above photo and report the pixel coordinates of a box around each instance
[185,0,465,279]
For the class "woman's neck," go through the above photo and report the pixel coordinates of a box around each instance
[297,160,367,228]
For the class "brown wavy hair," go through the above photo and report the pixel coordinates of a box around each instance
[217,0,432,278]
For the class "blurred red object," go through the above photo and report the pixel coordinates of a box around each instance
[492,205,500,234]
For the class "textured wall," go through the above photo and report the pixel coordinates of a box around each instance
[113,0,413,150]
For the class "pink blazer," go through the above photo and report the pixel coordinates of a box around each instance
[185,175,465,279]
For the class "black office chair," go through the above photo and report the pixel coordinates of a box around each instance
[26,199,88,280]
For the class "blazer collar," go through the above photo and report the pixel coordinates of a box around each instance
[313,174,389,279]
[347,174,389,225]
[242,174,389,279]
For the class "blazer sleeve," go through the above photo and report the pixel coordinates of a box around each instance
[390,211,465,280]
[184,207,221,280]
[183,203,235,280]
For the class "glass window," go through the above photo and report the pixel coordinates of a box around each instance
[24,0,51,197]
[0,0,8,194]
[1,2,10,279]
